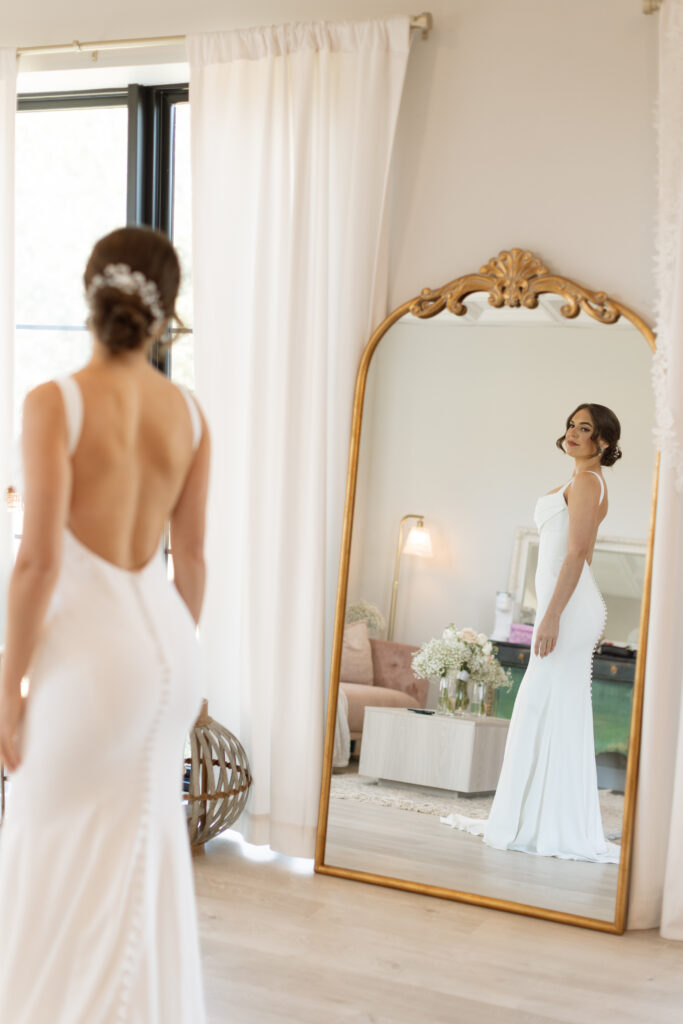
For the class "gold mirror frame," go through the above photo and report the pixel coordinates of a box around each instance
[315,248,659,935]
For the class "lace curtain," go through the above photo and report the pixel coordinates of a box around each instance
[628,0,683,938]
[651,1,683,491]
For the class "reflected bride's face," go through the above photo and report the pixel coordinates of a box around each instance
[565,407,603,460]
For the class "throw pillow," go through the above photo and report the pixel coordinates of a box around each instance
[339,620,374,685]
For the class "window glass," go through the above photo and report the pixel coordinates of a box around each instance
[14,104,128,430]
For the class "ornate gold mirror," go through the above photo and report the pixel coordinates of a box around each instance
[315,249,658,933]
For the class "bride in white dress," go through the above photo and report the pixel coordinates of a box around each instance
[0,227,210,1021]
[442,403,622,864]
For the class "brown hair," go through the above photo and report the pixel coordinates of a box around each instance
[84,226,181,355]
[555,403,623,467]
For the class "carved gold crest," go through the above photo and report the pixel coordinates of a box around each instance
[409,248,622,325]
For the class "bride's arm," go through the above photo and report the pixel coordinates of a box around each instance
[534,473,601,659]
[0,385,70,770]
[170,410,210,626]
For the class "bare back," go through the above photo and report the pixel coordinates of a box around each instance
[546,471,608,565]
[66,361,203,571]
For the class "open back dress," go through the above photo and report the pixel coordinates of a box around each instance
[0,376,207,1023]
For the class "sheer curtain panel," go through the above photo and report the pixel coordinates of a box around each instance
[188,19,410,856]
[0,51,16,641]
[628,0,683,938]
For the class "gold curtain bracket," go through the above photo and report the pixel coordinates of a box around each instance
[410,13,433,39]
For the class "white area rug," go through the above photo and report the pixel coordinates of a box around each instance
[330,770,623,842]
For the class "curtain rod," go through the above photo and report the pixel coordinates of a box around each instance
[16,12,434,58]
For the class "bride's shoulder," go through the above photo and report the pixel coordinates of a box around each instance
[568,471,607,501]
[21,380,67,423]
[574,469,606,486]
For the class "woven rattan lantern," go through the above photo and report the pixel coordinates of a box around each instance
[184,700,253,847]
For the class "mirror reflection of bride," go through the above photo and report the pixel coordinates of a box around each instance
[443,403,622,864]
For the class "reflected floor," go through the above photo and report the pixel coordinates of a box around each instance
[325,771,621,922]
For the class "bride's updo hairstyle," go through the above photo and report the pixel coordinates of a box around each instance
[84,226,181,355]
[556,403,623,467]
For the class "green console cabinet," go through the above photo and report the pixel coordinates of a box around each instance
[493,640,634,758]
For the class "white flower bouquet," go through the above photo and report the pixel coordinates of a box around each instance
[412,624,513,715]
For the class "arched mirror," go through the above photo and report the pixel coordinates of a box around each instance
[315,249,658,933]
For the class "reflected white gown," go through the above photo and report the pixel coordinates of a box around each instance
[0,377,207,1022]
[442,471,620,864]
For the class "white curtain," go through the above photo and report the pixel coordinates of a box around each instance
[0,51,16,642]
[188,19,410,856]
[628,0,683,937]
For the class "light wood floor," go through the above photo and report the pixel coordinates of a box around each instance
[325,800,619,921]
[194,833,683,1024]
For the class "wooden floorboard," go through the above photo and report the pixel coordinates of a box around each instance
[325,799,619,921]
[194,833,683,1024]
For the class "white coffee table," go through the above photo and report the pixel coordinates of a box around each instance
[358,707,510,793]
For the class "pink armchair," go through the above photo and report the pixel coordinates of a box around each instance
[341,637,429,754]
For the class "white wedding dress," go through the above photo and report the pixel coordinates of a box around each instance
[442,471,620,863]
[0,377,207,1022]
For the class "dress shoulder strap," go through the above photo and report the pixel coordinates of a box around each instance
[585,470,605,503]
[54,376,83,456]
[175,382,202,453]
[569,469,605,503]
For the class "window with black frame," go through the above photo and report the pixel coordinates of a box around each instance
[14,83,192,428]
[169,99,194,390]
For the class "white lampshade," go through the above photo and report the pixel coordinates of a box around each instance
[402,523,433,558]
[5,486,21,510]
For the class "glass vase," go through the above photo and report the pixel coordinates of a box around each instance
[438,671,456,714]
[438,669,471,715]
[469,680,486,716]
[449,670,470,715]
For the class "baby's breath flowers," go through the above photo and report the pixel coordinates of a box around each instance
[412,624,513,691]
[345,601,387,639]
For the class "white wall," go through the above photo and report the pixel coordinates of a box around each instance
[387,0,657,318]
[347,317,655,646]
